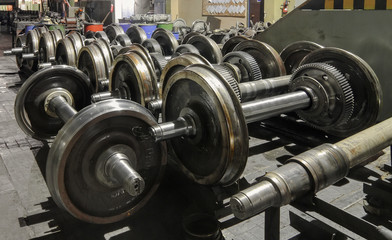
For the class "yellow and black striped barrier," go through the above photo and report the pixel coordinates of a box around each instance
[303,0,392,10]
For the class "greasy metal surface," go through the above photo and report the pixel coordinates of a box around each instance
[186,34,222,64]
[280,41,324,74]
[255,10,392,121]
[109,51,159,107]
[300,47,382,137]
[233,40,286,78]
[14,65,93,141]
[46,99,167,224]
[162,64,248,185]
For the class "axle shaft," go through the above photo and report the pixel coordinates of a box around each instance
[239,75,291,102]
[230,117,392,219]
[242,91,311,123]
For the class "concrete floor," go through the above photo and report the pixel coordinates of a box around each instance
[0,26,391,240]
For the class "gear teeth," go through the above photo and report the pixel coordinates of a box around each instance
[292,62,354,129]
[150,53,168,74]
[223,51,262,82]
[213,64,242,102]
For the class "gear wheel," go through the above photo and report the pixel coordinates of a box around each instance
[150,53,168,79]
[213,64,242,102]
[289,62,354,131]
[222,51,262,82]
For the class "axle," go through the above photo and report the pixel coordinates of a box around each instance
[22,53,37,60]
[239,75,291,101]
[3,47,24,55]
[45,90,145,197]
[149,89,314,141]
[230,117,392,219]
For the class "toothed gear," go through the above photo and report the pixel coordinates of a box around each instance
[222,51,262,82]
[150,53,168,78]
[213,64,242,102]
[289,62,354,131]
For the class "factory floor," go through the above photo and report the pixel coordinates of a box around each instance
[0,26,391,240]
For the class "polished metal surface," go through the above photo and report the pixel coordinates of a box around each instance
[241,91,310,123]
[238,75,291,101]
[104,152,145,197]
[91,91,117,103]
[14,65,93,140]
[46,99,166,224]
[22,53,36,60]
[47,94,77,123]
[150,116,196,142]
[231,116,392,219]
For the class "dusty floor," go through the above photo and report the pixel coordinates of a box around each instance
[0,26,391,240]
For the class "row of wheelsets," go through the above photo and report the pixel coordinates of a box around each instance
[12,32,390,231]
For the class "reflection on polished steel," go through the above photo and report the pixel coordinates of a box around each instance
[105,152,145,197]
[230,117,392,219]
[242,91,310,123]
[150,116,196,142]
[238,75,291,101]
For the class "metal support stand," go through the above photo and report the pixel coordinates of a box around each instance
[265,207,280,240]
